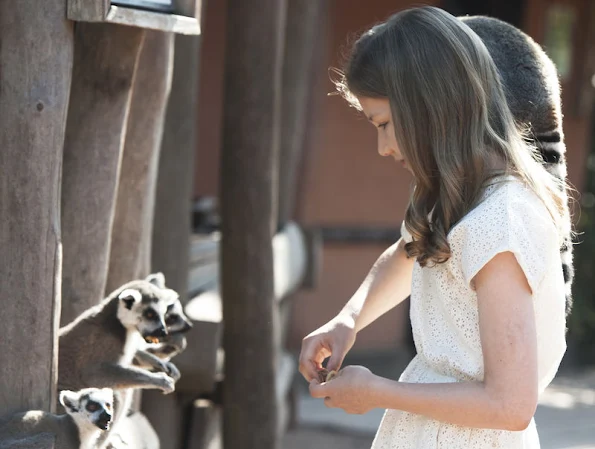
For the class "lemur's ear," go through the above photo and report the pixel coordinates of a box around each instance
[118,288,142,310]
[59,390,79,412]
[146,272,166,289]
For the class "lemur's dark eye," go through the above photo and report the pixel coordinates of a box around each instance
[143,309,158,320]
[86,401,99,412]
[165,315,178,325]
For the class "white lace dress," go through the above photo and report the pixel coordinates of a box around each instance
[371,177,567,449]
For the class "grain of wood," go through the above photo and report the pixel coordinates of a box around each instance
[0,0,73,416]
[220,1,287,448]
[106,30,174,293]
[152,33,201,303]
[61,23,145,325]
[278,1,328,228]
[67,0,109,22]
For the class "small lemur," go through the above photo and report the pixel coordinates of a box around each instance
[58,274,181,394]
[460,16,574,314]
[0,388,113,449]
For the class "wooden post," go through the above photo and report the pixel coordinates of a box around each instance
[106,30,175,293]
[60,23,145,325]
[277,1,328,229]
[143,32,201,449]
[220,1,287,448]
[151,33,201,302]
[0,0,73,416]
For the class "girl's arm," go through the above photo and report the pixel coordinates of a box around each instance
[311,251,539,431]
[341,237,415,332]
[299,237,415,381]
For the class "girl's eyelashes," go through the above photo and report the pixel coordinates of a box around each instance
[378,122,389,130]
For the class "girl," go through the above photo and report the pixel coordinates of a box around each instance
[299,6,567,449]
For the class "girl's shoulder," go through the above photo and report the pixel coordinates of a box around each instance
[458,175,551,229]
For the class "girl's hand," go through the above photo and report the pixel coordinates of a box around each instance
[298,314,357,382]
[309,365,379,414]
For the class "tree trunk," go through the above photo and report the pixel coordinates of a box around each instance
[106,30,175,294]
[220,1,287,448]
[151,33,201,302]
[60,24,145,326]
[0,0,73,416]
[277,0,328,229]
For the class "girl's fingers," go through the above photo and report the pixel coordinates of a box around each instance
[309,379,330,399]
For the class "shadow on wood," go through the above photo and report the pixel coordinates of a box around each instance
[61,23,145,325]
[106,30,175,293]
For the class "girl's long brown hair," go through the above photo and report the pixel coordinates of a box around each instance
[335,6,567,266]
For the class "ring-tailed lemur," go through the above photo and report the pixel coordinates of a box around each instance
[58,275,181,394]
[0,388,113,449]
[62,273,191,449]
[460,15,574,314]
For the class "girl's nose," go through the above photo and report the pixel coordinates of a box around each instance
[378,138,392,157]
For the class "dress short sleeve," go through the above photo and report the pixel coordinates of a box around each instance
[459,184,560,294]
[401,220,413,244]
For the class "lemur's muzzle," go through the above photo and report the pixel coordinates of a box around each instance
[95,411,112,430]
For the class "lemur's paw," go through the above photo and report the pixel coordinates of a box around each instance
[155,372,176,394]
[165,362,181,382]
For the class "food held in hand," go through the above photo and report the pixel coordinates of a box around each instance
[317,368,338,383]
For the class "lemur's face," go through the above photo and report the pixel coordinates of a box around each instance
[116,274,192,344]
[60,388,113,431]
[117,283,177,343]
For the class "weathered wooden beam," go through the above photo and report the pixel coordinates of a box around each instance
[67,1,201,35]
[60,23,145,325]
[220,0,287,447]
[106,30,174,293]
[106,6,201,35]
[152,33,201,303]
[67,0,110,22]
[0,0,73,416]
[277,1,328,228]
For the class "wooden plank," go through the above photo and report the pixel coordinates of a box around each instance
[60,23,145,325]
[277,1,328,227]
[0,0,73,415]
[67,0,109,22]
[106,29,174,293]
[152,32,202,302]
[106,6,201,35]
[219,1,287,446]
